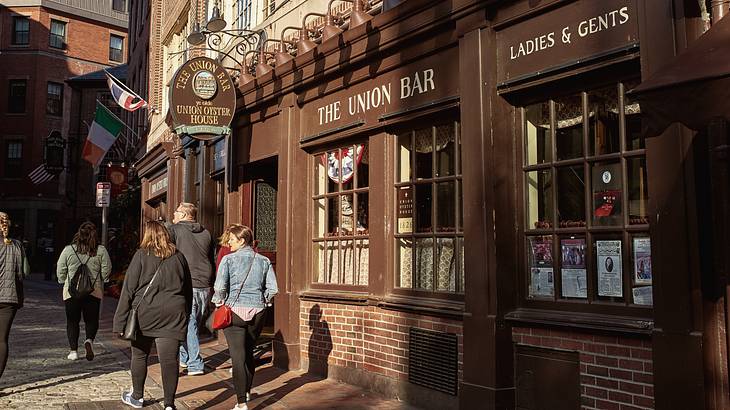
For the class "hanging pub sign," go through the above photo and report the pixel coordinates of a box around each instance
[169,57,236,141]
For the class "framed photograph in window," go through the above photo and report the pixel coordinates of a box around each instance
[560,238,587,298]
[528,236,554,297]
[596,240,622,297]
[633,237,652,285]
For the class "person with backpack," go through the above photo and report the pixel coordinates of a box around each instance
[0,212,29,379]
[56,221,111,361]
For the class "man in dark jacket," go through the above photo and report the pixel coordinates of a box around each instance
[168,202,214,375]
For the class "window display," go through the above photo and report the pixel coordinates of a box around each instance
[521,81,651,307]
[312,144,369,286]
[395,121,463,293]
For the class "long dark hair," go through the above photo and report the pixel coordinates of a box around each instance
[72,222,98,256]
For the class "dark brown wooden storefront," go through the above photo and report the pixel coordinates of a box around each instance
[136,0,728,408]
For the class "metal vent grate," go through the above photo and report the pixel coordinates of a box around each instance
[408,327,458,396]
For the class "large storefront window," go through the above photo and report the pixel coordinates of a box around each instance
[312,143,369,286]
[523,81,651,306]
[395,122,464,293]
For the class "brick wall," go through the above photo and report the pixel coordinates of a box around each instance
[300,301,463,385]
[513,327,654,410]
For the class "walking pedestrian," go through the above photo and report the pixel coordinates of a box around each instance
[56,222,111,361]
[168,202,214,376]
[114,221,192,410]
[212,225,278,410]
[0,212,29,379]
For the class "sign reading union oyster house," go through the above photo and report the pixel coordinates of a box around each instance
[169,57,236,141]
[496,0,638,86]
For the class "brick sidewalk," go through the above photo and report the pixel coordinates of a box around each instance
[99,291,420,410]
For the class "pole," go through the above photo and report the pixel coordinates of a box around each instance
[101,205,108,247]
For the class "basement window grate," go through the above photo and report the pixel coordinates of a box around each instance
[408,327,459,396]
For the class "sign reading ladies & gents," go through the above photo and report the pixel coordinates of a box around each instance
[496,0,638,86]
[169,57,236,141]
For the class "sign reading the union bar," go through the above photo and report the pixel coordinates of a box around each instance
[169,57,236,141]
[496,0,638,86]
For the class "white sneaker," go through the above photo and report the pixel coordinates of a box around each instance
[187,369,204,376]
[231,404,248,410]
[67,351,78,360]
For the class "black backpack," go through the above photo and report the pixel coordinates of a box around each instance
[69,247,99,299]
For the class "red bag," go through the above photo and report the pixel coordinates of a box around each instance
[211,253,257,330]
[211,305,233,330]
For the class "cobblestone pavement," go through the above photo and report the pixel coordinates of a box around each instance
[0,279,164,410]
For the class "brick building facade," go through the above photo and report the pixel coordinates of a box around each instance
[0,0,127,271]
[133,0,730,409]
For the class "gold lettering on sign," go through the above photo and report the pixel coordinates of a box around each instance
[175,69,191,89]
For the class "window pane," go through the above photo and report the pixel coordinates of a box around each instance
[8,80,26,113]
[527,236,554,298]
[112,0,126,12]
[397,186,413,234]
[356,192,368,234]
[342,146,355,191]
[435,124,455,177]
[13,17,30,45]
[436,238,456,292]
[627,157,649,225]
[357,144,369,188]
[595,237,624,300]
[589,85,620,156]
[415,128,433,179]
[524,102,551,165]
[47,83,63,115]
[436,181,455,231]
[325,241,340,283]
[556,165,585,227]
[526,169,553,229]
[397,237,413,288]
[50,21,65,49]
[560,237,587,299]
[314,198,326,237]
[324,151,338,193]
[340,194,354,234]
[355,238,369,285]
[327,197,338,236]
[415,238,434,290]
[314,156,326,195]
[415,183,432,233]
[342,239,354,285]
[555,94,584,160]
[624,81,644,150]
[397,133,412,183]
[591,162,623,226]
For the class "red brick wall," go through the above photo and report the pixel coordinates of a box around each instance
[513,327,654,410]
[300,301,463,384]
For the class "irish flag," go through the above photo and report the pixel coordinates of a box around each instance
[82,102,123,167]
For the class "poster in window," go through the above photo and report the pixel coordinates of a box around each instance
[597,240,622,297]
[632,286,653,306]
[561,238,587,298]
[592,163,622,226]
[528,236,554,297]
[633,237,652,285]
[397,186,413,233]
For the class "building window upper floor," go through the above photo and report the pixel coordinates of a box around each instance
[7,80,27,114]
[110,34,124,62]
[49,19,66,49]
[46,82,63,116]
[12,16,30,45]
[4,140,23,179]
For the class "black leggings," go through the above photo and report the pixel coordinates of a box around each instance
[64,295,100,350]
[0,303,17,379]
[130,335,180,407]
[223,310,266,403]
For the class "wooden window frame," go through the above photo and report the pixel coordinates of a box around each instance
[310,141,369,292]
[518,79,652,318]
[109,34,124,62]
[49,19,66,50]
[391,120,464,302]
[46,82,63,116]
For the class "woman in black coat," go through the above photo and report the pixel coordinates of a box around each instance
[114,221,193,410]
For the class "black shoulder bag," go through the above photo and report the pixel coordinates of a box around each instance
[122,260,163,341]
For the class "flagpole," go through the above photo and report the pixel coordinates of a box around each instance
[95,100,139,138]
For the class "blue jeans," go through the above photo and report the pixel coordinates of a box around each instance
[179,287,211,372]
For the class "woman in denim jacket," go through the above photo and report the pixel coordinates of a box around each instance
[212,224,278,410]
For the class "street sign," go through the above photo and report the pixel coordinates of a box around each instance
[95,182,111,207]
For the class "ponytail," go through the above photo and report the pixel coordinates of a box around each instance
[0,212,10,245]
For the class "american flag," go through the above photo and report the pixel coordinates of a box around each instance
[28,163,55,185]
